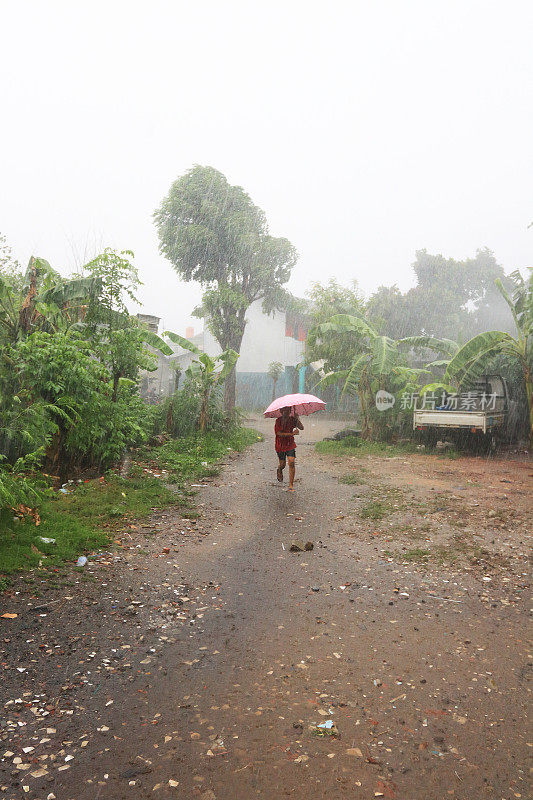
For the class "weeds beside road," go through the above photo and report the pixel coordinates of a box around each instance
[0,427,260,586]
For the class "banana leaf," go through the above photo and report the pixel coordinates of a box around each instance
[445,331,515,382]
[341,354,368,399]
[418,382,455,396]
[141,330,174,356]
[214,349,239,383]
[315,313,376,340]
[399,335,459,356]
[370,336,397,377]
[39,276,102,306]
[164,330,202,355]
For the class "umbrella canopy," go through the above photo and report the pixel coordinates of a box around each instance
[263,393,326,418]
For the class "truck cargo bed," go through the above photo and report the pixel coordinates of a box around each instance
[413,410,505,433]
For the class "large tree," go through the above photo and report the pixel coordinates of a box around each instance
[154,166,297,410]
[367,248,513,342]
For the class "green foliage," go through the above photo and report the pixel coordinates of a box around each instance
[338,473,365,485]
[154,166,297,409]
[160,384,214,438]
[146,427,260,483]
[312,314,430,439]
[0,454,45,514]
[0,246,101,343]
[0,472,177,576]
[164,331,239,430]
[82,249,158,401]
[316,439,418,457]
[401,548,431,563]
[439,268,532,442]
[267,361,284,400]
[305,280,366,373]
[367,248,513,341]
[0,241,164,475]
[84,247,140,316]
[360,499,392,519]
[267,361,284,382]
[65,386,156,470]
[0,425,258,578]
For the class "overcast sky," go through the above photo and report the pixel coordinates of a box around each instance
[1,0,532,332]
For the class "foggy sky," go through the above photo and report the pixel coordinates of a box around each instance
[1,0,532,333]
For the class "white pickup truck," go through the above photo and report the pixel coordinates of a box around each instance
[413,375,509,446]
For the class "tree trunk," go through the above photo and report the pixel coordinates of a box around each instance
[112,372,120,403]
[524,365,533,447]
[199,389,210,431]
[224,367,236,413]
[272,378,277,401]
[218,316,245,414]
[166,397,174,434]
[19,257,39,334]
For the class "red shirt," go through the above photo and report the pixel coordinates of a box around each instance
[275,415,297,453]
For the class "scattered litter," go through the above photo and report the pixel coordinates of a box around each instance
[1,613,17,619]
[76,556,88,567]
[310,719,339,737]
[39,537,56,544]
[427,594,463,603]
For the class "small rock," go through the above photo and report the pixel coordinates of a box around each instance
[346,747,363,757]
[289,541,305,552]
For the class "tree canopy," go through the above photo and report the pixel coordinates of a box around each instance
[367,248,513,341]
[154,166,297,409]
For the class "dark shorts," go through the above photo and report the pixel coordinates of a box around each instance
[277,449,296,460]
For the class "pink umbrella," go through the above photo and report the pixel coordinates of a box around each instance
[264,393,326,418]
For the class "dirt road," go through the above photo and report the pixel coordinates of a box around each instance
[1,419,530,800]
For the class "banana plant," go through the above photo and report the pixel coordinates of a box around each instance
[312,314,432,437]
[160,332,239,431]
[0,256,101,341]
[267,361,284,401]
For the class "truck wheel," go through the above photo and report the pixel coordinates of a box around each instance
[423,428,438,448]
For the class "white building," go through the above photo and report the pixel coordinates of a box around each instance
[171,300,310,408]
[137,313,179,401]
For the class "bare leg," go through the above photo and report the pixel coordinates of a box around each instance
[277,458,286,482]
[287,456,296,490]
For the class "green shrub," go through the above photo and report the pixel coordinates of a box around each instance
[159,383,241,439]
[64,387,155,470]
[2,332,157,473]
[0,454,45,514]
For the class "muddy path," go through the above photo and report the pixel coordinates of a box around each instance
[0,419,530,800]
